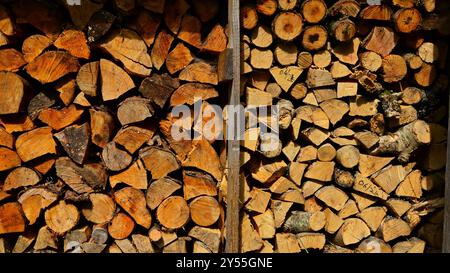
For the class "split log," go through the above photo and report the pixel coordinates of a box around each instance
[338,199,359,219]
[245,188,271,213]
[283,211,326,233]
[86,10,116,42]
[305,161,334,182]
[393,238,425,253]
[38,105,84,131]
[302,26,328,51]
[0,0,230,254]
[241,6,258,30]
[377,217,411,242]
[301,0,327,23]
[336,145,360,169]
[275,43,298,66]
[102,142,132,172]
[330,61,352,78]
[306,68,335,88]
[19,188,57,225]
[363,26,398,57]
[45,201,80,234]
[349,96,379,117]
[332,18,356,42]
[323,208,344,234]
[178,15,202,49]
[54,123,90,165]
[250,48,274,69]
[182,140,222,182]
[356,236,392,253]
[189,196,221,227]
[3,167,40,192]
[297,233,326,250]
[275,233,300,253]
[140,147,180,180]
[132,10,160,47]
[382,54,407,83]
[151,29,175,70]
[139,73,180,109]
[359,4,392,21]
[395,169,422,198]
[372,120,430,163]
[13,230,36,253]
[0,72,29,115]
[56,157,107,194]
[270,66,303,92]
[100,29,152,76]
[0,49,26,72]
[372,165,408,194]
[110,160,148,190]
[315,186,348,211]
[146,177,181,210]
[183,171,217,201]
[117,97,153,126]
[357,206,387,232]
[329,0,360,17]
[360,52,382,72]
[297,52,313,69]
[166,43,194,74]
[320,99,349,125]
[252,25,273,48]
[354,131,379,149]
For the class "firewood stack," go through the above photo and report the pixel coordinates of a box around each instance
[239,0,449,253]
[0,0,229,253]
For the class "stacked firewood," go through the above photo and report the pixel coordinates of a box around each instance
[0,0,228,253]
[239,0,449,253]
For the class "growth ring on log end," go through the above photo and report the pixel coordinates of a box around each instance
[272,12,303,41]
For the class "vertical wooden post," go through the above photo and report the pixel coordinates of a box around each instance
[225,0,241,253]
[443,82,450,253]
